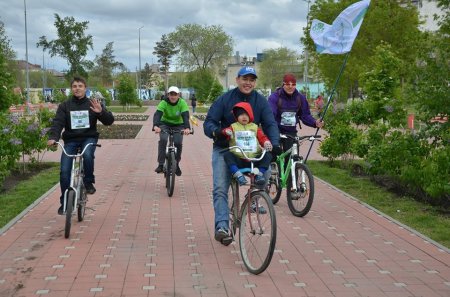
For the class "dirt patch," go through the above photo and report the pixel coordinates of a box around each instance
[1,163,56,193]
[98,124,142,139]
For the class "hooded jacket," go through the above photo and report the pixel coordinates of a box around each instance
[228,102,270,158]
[203,88,279,148]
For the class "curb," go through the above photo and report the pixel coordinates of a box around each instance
[0,183,59,236]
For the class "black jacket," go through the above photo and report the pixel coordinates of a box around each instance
[48,96,114,142]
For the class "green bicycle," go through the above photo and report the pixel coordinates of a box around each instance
[266,134,321,217]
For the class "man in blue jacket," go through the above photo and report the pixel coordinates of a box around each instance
[203,66,280,246]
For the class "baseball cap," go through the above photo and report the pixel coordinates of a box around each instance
[237,66,257,78]
[167,86,180,94]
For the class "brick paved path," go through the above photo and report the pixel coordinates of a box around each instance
[0,107,449,297]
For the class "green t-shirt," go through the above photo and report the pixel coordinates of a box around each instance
[156,98,189,125]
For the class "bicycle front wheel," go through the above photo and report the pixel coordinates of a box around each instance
[239,190,276,275]
[266,162,282,204]
[77,184,87,222]
[64,190,75,238]
[167,152,176,197]
[228,179,239,236]
[287,163,314,217]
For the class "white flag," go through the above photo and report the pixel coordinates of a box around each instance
[310,0,370,54]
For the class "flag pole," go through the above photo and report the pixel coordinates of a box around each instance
[304,52,350,163]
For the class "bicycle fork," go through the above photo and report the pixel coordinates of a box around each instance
[290,142,307,193]
[63,158,79,214]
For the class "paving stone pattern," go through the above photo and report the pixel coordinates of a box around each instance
[0,107,449,297]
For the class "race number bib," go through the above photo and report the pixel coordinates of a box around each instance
[234,130,257,153]
[280,111,296,126]
[70,110,90,129]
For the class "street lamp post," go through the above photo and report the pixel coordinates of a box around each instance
[24,0,30,109]
[303,0,311,98]
[138,26,144,100]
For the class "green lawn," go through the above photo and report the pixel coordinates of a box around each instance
[308,160,450,249]
[0,163,59,228]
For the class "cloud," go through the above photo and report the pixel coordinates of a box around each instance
[1,0,309,72]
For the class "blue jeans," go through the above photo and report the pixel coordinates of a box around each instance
[59,138,97,205]
[212,147,231,231]
[212,146,272,231]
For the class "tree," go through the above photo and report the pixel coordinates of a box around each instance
[303,0,422,100]
[153,34,179,92]
[90,42,125,87]
[141,63,160,89]
[258,47,301,91]
[186,68,223,103]
[37,14,93,80]
[407,0,449,147]
[0,50,17,111]
[0,20,19,111]
[168,24,233,70]
[0,19,16,61]
[116,73,140,110]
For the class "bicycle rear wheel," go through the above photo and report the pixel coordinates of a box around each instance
[77,184,87,222]
[239,190,276,275]
[64,190,75,238]
[167,152,176,197]
[287,163,314,217]
[266,162,282,204]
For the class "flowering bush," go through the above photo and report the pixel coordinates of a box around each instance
[0,108,55,188]
[319,44,449,203]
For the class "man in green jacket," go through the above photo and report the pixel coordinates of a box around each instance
[153,86,191,176]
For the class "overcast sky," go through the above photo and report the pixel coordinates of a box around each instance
[1,0,311,72]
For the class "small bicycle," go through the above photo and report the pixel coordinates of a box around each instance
[266,134,321,217]
[161,128,192,197]
[224,146,277,275]
[55,141,101,238]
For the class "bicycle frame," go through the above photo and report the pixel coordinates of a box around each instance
[161,128,192,197]
[56,142,95,214]
[275,134,321,192]
[225,145,277,274]
[165,131,177,159]
[275,145,301,192]
[227,146,268,232]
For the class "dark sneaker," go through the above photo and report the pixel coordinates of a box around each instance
[85,183,96,195]
[215,227,232,246]
[155,165,164,173]
[175,165,182,176]
[254,174,266,186]
[57,205,64,215]
[251,201,267,214]
[233,171,248,186]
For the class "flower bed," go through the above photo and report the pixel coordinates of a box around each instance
[113,114,149,121]
[98,124,143,139]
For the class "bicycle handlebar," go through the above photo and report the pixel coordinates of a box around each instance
[221,146,267,162]
[54,141,101,158]
[280,134,322,142]
[161,128,194,135]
